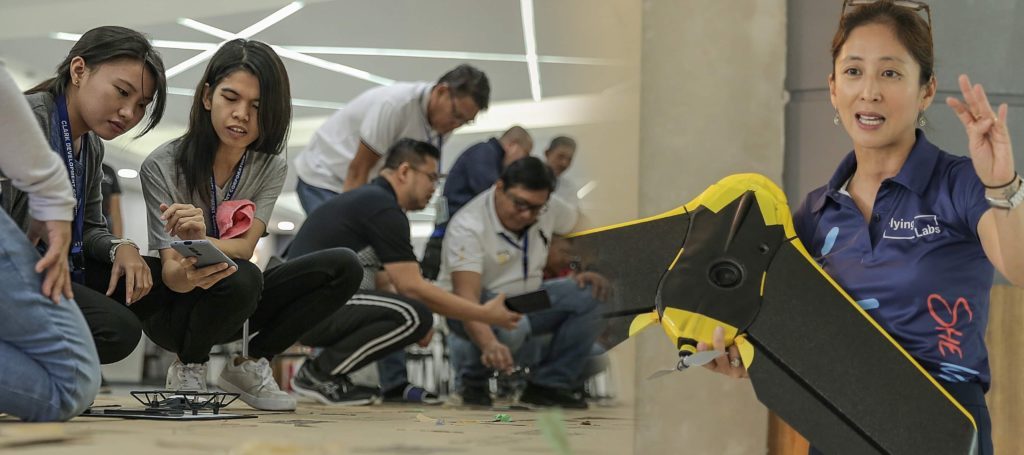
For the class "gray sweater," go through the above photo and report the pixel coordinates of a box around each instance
[0,90,118,264]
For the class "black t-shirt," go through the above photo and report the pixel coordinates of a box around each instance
[288,177,416,290]
[100,163,121,230]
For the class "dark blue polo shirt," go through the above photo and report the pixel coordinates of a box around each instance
[793,130,995,388]
[430,137,505,238]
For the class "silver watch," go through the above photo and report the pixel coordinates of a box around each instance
[985,176,1024,210]
[109,238,139,262]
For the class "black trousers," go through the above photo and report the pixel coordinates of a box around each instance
[300,290,432,376]
[77,255,171,364]
[133,248,363,364]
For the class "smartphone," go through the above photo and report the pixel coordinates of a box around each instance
[504,289,552,313]
[171,240,238,269]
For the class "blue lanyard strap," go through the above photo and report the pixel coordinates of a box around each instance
[498,232,529,282]
[208,151,248,238]
[52,95,87,282]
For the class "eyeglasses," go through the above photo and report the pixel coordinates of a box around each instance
[504,190,548,215]
[410,166,443,185]
[445,84,476,126]
[842,0,931,30]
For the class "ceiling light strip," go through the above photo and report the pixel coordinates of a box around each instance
[519,0,542,101]
[176,18,236,40]
[165,45,222,78]
[236,1,305,38]
[272,45,394,86]
[52,33,622,66]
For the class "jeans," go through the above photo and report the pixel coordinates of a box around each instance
[0,210,100,421]
[296,178,340,215]
[448,277,602,390]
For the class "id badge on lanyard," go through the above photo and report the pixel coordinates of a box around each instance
[208,151,248,239]
[499,232,530,283]
[53,95,87,283]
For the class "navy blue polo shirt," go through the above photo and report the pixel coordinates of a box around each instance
[430,137,505,238]
[793,130,995,388]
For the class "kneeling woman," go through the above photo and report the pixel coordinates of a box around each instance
[139,39,362,411]
[10,26,170,365]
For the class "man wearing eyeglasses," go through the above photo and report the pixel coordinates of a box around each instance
[286,139,521,406]
[438,157,606,409]
[420,125,540,280]
[293,64,490,214]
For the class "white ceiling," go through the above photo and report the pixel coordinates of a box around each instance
[0,0,637,231]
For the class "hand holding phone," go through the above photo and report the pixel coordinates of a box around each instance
[171,240,238,269]
[504,289,552,313]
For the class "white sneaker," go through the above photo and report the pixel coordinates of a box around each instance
[166,360,208,391]
[218,357,296,411]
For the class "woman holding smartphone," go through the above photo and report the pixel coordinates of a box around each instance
[139,39,362,411]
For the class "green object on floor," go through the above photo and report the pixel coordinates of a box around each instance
[493,413,512,422]
[537,409,570,455]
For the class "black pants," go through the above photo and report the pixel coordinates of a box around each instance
[300,290,432,376]
[134,248,362,364]
[807,380,992,455]
[76,255,171,364]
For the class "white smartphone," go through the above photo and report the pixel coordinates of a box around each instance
[170,240,238,269]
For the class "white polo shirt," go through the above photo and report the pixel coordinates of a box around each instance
[294,81,449,193]
[439,186,556,296]
[549,175,581,231]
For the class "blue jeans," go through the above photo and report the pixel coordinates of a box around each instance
[449,277,602,390]
[0,210,100,421]
[296,178,340,215]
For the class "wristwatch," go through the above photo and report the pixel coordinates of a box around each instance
[985,175,1024,210]
[109,238,140,263]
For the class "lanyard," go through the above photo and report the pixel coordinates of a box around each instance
[52,95,87,283]
[498,231,530,282]
[208,151,248,238]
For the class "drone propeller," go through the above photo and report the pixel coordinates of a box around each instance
[646,350,725,380]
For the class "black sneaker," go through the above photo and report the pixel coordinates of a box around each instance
[290,362,379,406]
[519,383,588,409]
[459,384,493,407]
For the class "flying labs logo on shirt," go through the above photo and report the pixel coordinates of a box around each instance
[882,214,942,240]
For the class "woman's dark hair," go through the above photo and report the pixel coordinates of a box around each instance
[832,0,934,86]
[26,25,167,136]
[500,156,556,193]
[175,39,291,206]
